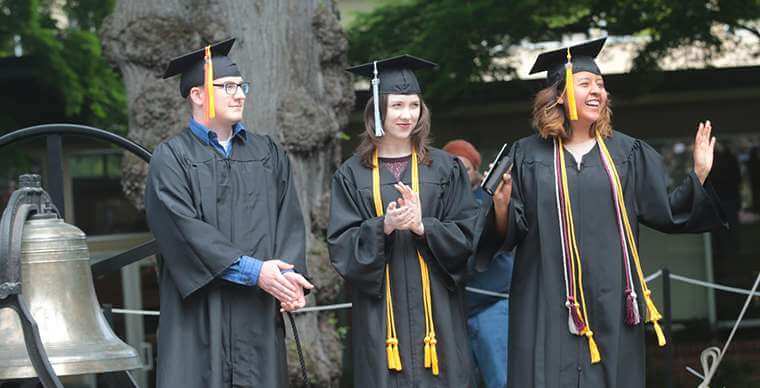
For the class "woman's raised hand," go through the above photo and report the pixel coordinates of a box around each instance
[693,120,716,185]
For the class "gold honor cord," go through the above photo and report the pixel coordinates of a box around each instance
[412,152,439,375]
[372,152,401,370]
[596,134,667,346]
[557,138,601,363]
[372,149,439,375]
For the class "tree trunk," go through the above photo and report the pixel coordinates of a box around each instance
[101,1,353,386]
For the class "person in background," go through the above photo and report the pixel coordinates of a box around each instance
[709,143,742,269]
[443,139,513,388]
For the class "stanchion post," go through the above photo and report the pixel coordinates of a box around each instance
[45,134,65,219]
[662,268,673,388]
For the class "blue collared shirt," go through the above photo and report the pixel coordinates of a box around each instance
[188,119,265,286]
[188,117,247,158]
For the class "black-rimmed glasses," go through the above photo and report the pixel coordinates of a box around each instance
[212,81,250,96]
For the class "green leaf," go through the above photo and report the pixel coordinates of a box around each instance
[0,0,125,132]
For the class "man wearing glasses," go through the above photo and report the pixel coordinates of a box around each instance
[145,38,313,388]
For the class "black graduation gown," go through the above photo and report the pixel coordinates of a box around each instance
[145,128,306,388]
[476,131,726,388]
[328,148,480,388]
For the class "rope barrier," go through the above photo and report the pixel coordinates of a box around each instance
[104,287,508,316]
[111,308,160,316]
[103,272,760,317]
[291,303,353,314]
[645,270,662,283]
[669,273,760,298]
[465,287,510,299]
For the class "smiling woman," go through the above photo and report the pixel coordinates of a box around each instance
[532,73,612,140]
[384,94,420,138]
[328,55,480,388]
[356,93,432,168]
[477,36,727,388]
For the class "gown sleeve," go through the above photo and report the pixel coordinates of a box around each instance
[327,169,388,298]
[633,140,727,233]
[145,142,246,299]
[268,137,308,275]
[472,142,529,272]
[413,157,480,289]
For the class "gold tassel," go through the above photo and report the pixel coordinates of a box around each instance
[203,46,216,120]
[391,340,402,371]
[643,290,663,322]
[424,336,431,368]
[385,338,402,371]
[644,290,667,347]
[386,339,394,368]
[385,272,403,371]
[564,48,578,121]
[585,331,601,364]
[652,321,667,347]
[430,337,439,376]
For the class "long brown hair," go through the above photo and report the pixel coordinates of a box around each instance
[355,94,433,168]
[531,81,613,140]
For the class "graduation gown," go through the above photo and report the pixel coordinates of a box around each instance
[328,148,480,388]
[145,128,306,388]
[475,131,726,388]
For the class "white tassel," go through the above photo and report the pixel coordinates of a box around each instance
[372,60,384,137]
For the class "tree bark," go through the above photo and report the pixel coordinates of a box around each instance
[101,1,353,386]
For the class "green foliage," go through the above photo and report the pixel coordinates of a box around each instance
[348,0,760,101]
[0,0,125,132]
[349,0,542,100]
[63,0,115,31]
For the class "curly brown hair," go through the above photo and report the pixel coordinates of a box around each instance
[531,81,613,140]
[355,94,433,168]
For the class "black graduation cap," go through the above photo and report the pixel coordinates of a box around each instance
[346,54,437,136]
[162,38,241,98]
[346,54,437,95]
[529,37,607,87]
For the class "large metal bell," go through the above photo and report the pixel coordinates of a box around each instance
[0,214,141,379]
